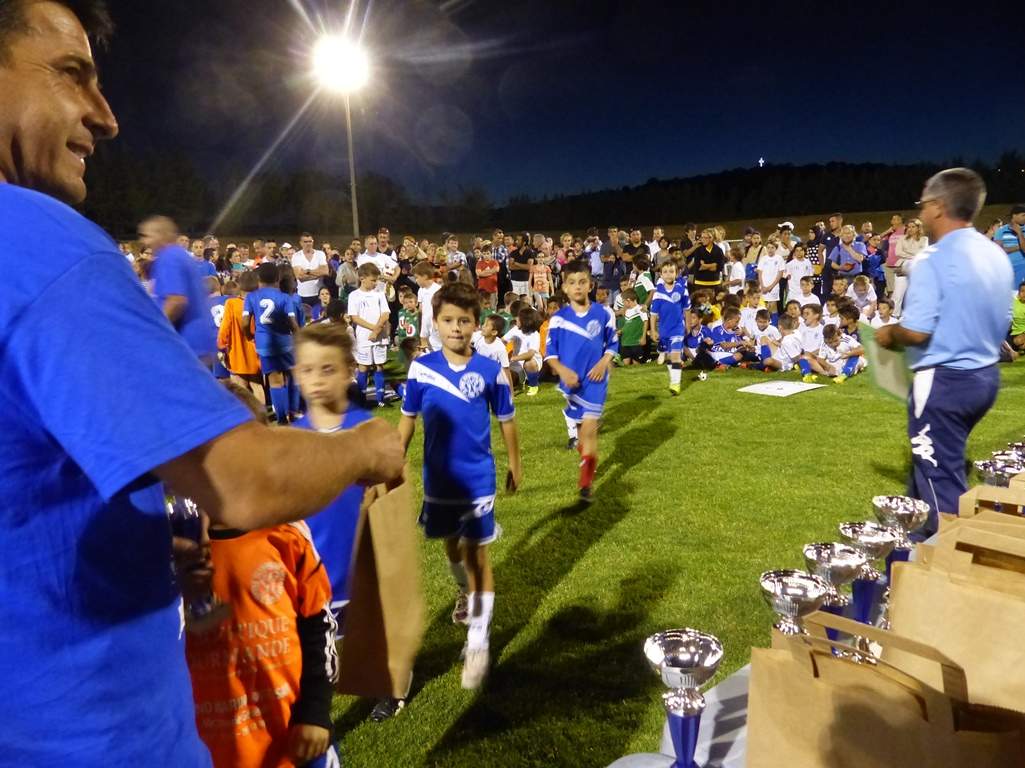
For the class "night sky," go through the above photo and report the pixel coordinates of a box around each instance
[97,0,1023,204]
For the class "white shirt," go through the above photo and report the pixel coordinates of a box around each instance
[757,253,785,300]
[346,288,390,346]
[784,257,814,282]
[798,322,824,353]
[473,335,510,368]
[822,311,840,328]
[727,261,746,294]
[793,291,821,308]
[356,251,398,293]
[647,240,661,257]
[445,249,467,268]
[503,327,541,361]
[739,306,759,339]
[845,284,878,311]
[774,333,804,370]
[292,249,328,297]
[752,324,781,347]
[417,282,442,350]
[871,314,898,328]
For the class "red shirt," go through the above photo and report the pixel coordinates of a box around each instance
[476,258,499,293]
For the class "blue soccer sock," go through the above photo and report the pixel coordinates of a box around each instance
[357,370,368,394]
[526,371,540,387]
[798,359,813,375]
[842,356,861,376]
[373,370,385,403]
[287,376,300,414]
[269,386,290,424]
[760,344,772,362]
[770,313,779,325]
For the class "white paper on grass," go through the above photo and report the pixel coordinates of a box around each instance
[736,381,826,398]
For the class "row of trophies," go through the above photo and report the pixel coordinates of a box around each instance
[974,442,1025,487]
[638,494,931,768]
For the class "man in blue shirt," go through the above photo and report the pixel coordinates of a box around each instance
[0,4,403,764]
[994,204,1025,287]
[142,215,216,361]
[877,168,1014,536]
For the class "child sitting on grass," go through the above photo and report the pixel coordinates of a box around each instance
[807,324,867,383]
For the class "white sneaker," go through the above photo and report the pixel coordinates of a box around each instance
[657,352,666,365]
[461,646,490,690]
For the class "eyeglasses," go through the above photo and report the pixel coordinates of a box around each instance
[916,197,937,208]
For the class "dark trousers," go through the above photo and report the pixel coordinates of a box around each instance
[907,365,999,537]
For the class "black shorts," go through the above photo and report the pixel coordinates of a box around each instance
[621,345,646,361]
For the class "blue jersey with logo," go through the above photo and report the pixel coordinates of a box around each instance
[151,244,216,358]
[704,321,742,357]
[243,287,296,356]
[544,302,618,387]
[650,278,690,337]
[401,351,514,502]
[0,184,253,766]
[209,293,229,334]
[294,406,371,614]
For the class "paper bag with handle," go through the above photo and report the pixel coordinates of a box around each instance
[337,474,426,699]
[886,533,1025,711]
[747,611,1025,767]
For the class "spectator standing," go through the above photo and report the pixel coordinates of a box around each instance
[892,218,928,316]
[994,205,1025,287]
[292,232,329,307]
[881,214,906,295]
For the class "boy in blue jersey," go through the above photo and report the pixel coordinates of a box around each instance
[242,262,300,424]
[399,282,522,690]
[280,269,307,419]
[544,259,618,502]
[701,307,747,369]
[648,260,690,395]
[292,323,371,621]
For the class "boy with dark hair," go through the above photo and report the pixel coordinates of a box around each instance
[545,260,618,500]
[412,261,441,353]
[619,288,648,365]
[698,307,746,369]
[649,259,690,395]
[242,262,300,424]
[399,283,522,689]
[505,306,543,395]
[348,262,391,407]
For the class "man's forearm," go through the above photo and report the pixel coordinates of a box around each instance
[156,421,396,531]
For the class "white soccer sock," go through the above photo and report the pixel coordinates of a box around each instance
[564,414,578,439]
[449,561,469,592]
[670,365,682,386]
[466,591,495,650]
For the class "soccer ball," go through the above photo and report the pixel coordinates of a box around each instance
[697,371,708,381]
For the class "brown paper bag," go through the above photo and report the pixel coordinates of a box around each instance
[886,555,1025,712]
[747,611,1024,767]
[337,476,426,699]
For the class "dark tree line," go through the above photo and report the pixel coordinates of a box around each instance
[81,146,1025,238]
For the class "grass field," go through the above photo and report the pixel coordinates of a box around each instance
[331,360,1025,768]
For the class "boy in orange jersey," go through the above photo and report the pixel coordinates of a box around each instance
[218,270,264,402]
[184,386,340,768]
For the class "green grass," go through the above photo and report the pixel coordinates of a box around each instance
[332,361,1025,767]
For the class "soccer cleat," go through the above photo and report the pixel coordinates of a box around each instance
[526,386,539,397]
[579,485,594,504]
[452,591,470,625]
[669,384,681,396]
[461,647,490,690]
[370,697,406,722]
[802,374,819,383]
[833,374,848,385]
[566,437,578,451]
[377,401,389,408]
[656,352,666,365]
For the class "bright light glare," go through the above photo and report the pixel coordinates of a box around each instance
[313,35,370,94]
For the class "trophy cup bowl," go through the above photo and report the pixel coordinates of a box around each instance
[975,459,1025,487]
[838,521,898,580]
[759,570,831,636]
[802,543,867,607]
[643,629,724,768]
[1004,442,1025,462]
[871,495,930,551]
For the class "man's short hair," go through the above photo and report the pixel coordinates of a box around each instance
[922,167,987,222]
[0,1,113,63]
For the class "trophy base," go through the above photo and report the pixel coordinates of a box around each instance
[607,754,678,768]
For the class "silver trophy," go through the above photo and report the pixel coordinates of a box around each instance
[1004,442,1025,461]
[838,521,898,581]
[975,458,1025,487]
[802,543,867,608]
[759,570,831,636]
[871,495,930,551]
[643,629,724,768]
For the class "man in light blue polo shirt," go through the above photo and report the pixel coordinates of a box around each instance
[877,168,1013,536]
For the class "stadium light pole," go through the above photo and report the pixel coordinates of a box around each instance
[313,35,370,239]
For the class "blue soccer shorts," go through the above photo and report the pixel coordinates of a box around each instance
[258,350,295,375]
[561,378,608,422]
[420,494,497,544]
[666,335,684,354]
